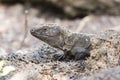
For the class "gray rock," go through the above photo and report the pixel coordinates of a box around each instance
[82,66,120,80]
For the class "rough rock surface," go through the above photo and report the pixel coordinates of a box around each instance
[82,66,120,80]
[1,0,120,17]
[41,0,120,17]
[0,44,86,80]
[86,29,120,73]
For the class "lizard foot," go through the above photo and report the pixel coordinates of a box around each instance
[52,51,65,60]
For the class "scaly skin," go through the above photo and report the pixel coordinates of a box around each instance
[30,24,95,60]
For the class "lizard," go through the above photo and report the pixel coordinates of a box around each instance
[30,24,120,60]
[30,24,96,60]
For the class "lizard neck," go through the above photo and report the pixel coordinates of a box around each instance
[62,31,76,51]
[57,28,72,50]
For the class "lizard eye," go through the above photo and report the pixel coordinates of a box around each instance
[43,28,47,31]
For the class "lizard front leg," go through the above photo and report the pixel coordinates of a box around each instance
[71,47,90,60]
[53,47,90,60]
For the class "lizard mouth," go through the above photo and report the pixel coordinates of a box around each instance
[33,34,54,39]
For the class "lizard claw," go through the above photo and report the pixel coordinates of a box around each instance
[52,51,65,60]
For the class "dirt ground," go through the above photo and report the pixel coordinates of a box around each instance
[0,3,120,80]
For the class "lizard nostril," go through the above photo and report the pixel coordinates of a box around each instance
[30,28,35,33]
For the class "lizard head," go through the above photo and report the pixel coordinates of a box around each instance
[30,24,66,49]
